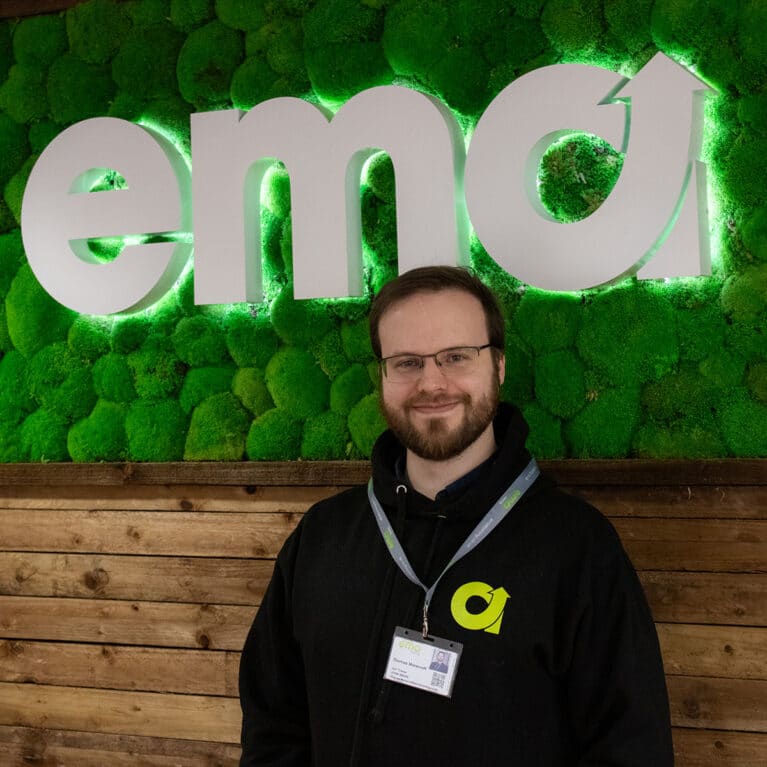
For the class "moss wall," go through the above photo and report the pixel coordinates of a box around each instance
[0,0,765,462]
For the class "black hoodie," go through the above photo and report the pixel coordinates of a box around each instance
[239,404,674,766]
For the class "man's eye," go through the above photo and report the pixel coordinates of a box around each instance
[394,357,421,370]
[443,351,471,364]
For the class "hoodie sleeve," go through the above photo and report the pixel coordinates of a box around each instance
[239,529,311,766]
[567,521,674,766]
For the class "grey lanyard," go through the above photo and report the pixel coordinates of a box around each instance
[367,458,539,637]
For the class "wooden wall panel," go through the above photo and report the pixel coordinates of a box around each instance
[0,459,764,766]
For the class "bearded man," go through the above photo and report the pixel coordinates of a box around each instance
[238,266,673,767]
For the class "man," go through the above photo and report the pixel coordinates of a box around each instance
[239,266,673,766]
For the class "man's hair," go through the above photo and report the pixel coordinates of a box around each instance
[368,266,505,358]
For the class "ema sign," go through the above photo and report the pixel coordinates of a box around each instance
[20,53,713,316]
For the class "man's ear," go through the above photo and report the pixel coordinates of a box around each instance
[497,353,505,386]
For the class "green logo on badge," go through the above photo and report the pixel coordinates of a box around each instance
[450,581,510,635]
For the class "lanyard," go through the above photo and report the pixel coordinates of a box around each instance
[367,458,539,637]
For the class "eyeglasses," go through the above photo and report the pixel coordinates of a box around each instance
[380,344,493,383]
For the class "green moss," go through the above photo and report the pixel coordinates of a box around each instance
[27,121,59,155]
[179,366,234,413]
[347,392,386,458]
[721,264,767,322]
[522,402,565,458]
[224,308,279,368]
[0,21,12,84]
[737,0,767,92]
[266,17,306,80]
[215,0,267,31]
[361,194,398,264]
[724,138,767,209]
[603,0,653,53]
[746,362,767,404]
[13,14,67,70]
[93,352,137,403]
[270,287,334,346]
[330,363,373,415]
[261,208,286,285]
[739,206,767,263]
[339,317,373,364]
[577,283,678,386]
[265,346,329,418]
[0,65,48,124]
[301,410,348,459]
[366,152,395,204]
[67,399,128,461]
[171,315,230,367]
[184,391,250,460]
[541,0,605,55]
[47,53,116,125]
[263,165,291,218]
[513,289,580,354]
[650,0,736,63]
[111,314,152,354]
[538,133,623,222]
[125,0,170,26]
[4,155,36,225]
[0,230,24,297]
[128,336,186,400]
[126,398,188,460]
[534,349,586,418]
[232,367,273,415]
[565,387,640,458]
[246,407,302,460]
[20,409,69,462]
[0,415,24,461]
[0,350,35,414]
[676,304,727,362]
[500,328,534,407]
[641,364,718,425]
[0,114,29,187]
[68,317,112,363]
[112,24,184,100]
[177,20,244,109]
[6,264,75,359]
[633,415,726,459]
[171,0,214,30]
[309,328,348,380]
[717,389,767,456]
[66,0,132,64]
[699,350,745,389]
[230,54,281,109]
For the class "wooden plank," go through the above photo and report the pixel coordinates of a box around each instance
[567,485,767,519]
[0,640,240,696]
[0,725,240,767]
[0,509,298,558]
[668,675,767,732]
[0,682,240,743]
[0,483,339,512]
[0,459,763,487]
[672,728,767,767]
[641,572,767,626]
[0,552,271,605]
[0,596,254,650]
[657,624,767,680]
[614,518,767,572]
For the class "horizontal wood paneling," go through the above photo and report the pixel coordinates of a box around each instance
[672,728,767,767]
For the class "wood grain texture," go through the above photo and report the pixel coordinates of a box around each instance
[672,728,767,767]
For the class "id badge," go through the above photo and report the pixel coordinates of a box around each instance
[383,626,463,698]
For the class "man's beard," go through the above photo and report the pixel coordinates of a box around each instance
[381,385,500,461]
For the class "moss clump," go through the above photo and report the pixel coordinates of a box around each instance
[0,66,48,124]
[270,287,334,346]
[348,392,386,458]
[0,415,24,461]
[232,367,273,415]
[125,0,171,26]
[128,336,186,400]
[68,317,111,363]
[66,0,132,64]
[604,0,653,53]
[513,289,581,354]
[4,155,36,225]
[303,0,392,103]
[184,392,250,460]
[0,350,35,415]
[179,366,234,413]
[126,399,188,461]
[27,121,59,154]
[739,206,767,263]
[723,138,767,209]
[301,410,348,460]
[541,0,605,55]
[177,20,244,109]
[699,351,745,389]
[0,230,24,297]
[522,402,565,458]
[6,264,75,359]
[47,53,116,124]
[230,53,303,110]
[26,343,97,423]
[67,400,128,461]
[263,165,291,219]
[340,317,373,364]
[311,328,349,380]
[246,407,302,460]
[13,14,67,70]
[112,24,185,100]
[171,0,214,30]
[21,409,70,462]
[633,416,725,459]
[676,304,726,362]
[746,362,767,404]
[565,387,640,458]
[215,0,267,31]
[366,152,395,204]
[265,346,329,418]
[577,283,678,387]
[0,114,29,187]
[171,315,230,367]
[534,350,586,419]
[362,194,398,265]
[330,364,373,416]
[641,364,718,425]
[111,314,152,354]
[717,390,767,456]
[721,264,767,322]
[93,352,137,403]
[500,329,534,407]
[224,309,279,368]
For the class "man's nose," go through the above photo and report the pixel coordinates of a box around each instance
[417,356,447,388]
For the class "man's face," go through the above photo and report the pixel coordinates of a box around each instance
[378,289,505,461]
